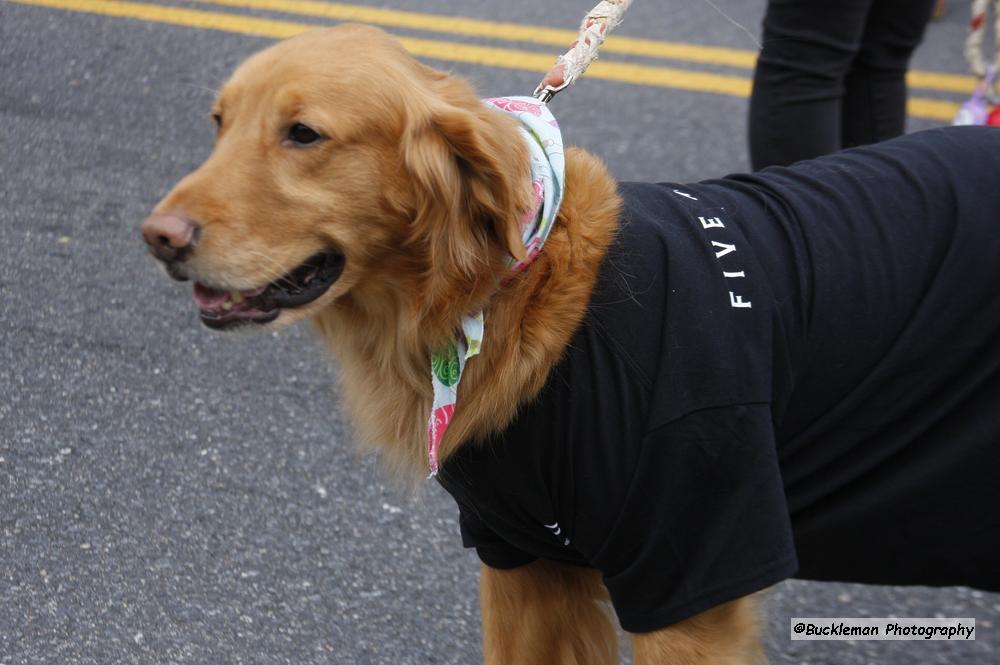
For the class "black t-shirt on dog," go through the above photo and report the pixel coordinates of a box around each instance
[435,126,1000,633]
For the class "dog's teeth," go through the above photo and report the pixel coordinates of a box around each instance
[230,291,244,304]
[222,301,233,311]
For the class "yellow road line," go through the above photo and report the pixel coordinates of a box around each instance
[907,97,963,120]
[401,40,753,98]
[188,0,978,95]
[11,0,310,37]
[906,70,977,95]
[189,0,760,68]
[8,0,961,121]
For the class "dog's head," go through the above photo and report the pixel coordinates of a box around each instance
[142,25,530,331]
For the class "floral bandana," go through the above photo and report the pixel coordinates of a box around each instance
[426,96,565,476]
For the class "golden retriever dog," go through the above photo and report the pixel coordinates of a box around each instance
[142,24,1000,665]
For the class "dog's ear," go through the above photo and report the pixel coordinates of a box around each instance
[402,98,529,277]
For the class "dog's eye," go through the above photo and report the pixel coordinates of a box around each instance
[287,123,322,145]
[211,113,222,129]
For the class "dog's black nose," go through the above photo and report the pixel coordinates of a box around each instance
[141,213,199,263]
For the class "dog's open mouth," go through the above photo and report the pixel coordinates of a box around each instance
[193,251,345,330]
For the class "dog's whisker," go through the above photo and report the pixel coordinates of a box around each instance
[182,82,221,97]
[241,249,306,290]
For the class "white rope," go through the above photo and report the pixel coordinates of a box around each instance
[965,0,1000,77]
[534,0,633,100]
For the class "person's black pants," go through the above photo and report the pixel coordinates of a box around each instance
[748,0,936,170]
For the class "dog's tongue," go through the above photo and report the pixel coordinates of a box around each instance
[193,283,230,310]
[192,282,271,311]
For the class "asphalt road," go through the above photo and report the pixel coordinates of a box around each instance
[1,0,998,663]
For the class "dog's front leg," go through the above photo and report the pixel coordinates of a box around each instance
[479,560,617,665]
[631,595,766,665]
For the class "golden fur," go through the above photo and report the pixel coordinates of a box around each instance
[150,24,765,664]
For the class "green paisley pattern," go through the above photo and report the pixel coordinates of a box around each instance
[432,344,461,387]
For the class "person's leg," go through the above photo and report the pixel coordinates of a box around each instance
[748,0,872,169]
[841,0,936,148]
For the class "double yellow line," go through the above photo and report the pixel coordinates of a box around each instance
[10,0,975,120]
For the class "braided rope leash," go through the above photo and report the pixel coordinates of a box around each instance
[533,0,634,102]
[965,0,1000,79]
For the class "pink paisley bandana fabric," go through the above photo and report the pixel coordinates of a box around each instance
[426,97,566,476]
